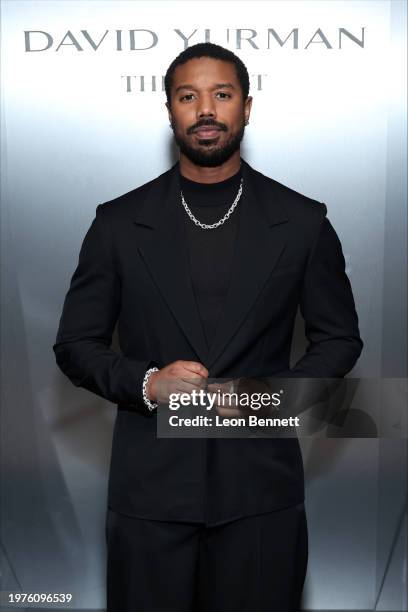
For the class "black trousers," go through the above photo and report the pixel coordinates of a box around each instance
[105,502,308,612]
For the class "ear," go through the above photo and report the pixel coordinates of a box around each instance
[165,101,172,123]
[244,96,253,124]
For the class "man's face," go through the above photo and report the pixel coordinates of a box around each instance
[166,57,252,167]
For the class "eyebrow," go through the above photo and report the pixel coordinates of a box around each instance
[174,82,236,94]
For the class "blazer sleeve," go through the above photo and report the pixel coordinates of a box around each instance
[261,208,364,422]
[53,205,157,415]
[290,209,364,378]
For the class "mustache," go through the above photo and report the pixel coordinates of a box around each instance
[187,119,228,135]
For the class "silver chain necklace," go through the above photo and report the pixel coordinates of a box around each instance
[180,178,243,230]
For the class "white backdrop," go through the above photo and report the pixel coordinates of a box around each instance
[1,1,406,609]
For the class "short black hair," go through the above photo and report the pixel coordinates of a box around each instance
[164,42,250,107]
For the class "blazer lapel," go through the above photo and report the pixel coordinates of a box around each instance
[206,159,290,369]
[132,159,290,371]
[133,163,209,364]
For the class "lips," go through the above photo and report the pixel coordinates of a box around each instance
[194,127,221,138]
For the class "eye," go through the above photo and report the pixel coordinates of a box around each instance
[216,92,231,99]
[180,93,195,102]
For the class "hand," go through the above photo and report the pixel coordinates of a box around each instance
[207,378,275,418]
[207,379,243,417]
[146,360,209,404]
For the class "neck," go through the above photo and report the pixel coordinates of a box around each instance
[179,150,241,184]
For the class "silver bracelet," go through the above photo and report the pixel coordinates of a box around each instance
[142,367,159,411]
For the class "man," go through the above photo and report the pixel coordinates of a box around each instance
[53,43,363,611]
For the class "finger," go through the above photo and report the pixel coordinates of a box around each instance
[171,380,205,395]
[210,391,238,408]
[181,361,209,378]
[180,377,207,391]
[217,406,244,418]
[177,381,204,395]
[207,382,232,394]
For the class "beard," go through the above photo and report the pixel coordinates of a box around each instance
[171,121,246,167]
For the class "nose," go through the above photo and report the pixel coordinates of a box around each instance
[196,93,216,120]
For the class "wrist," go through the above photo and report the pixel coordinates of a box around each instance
[146,370,158,401]
[142,367,159,411]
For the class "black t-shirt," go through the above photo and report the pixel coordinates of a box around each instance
[179,166,243,349]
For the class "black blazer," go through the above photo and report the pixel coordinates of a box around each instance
[53,158,363,526]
